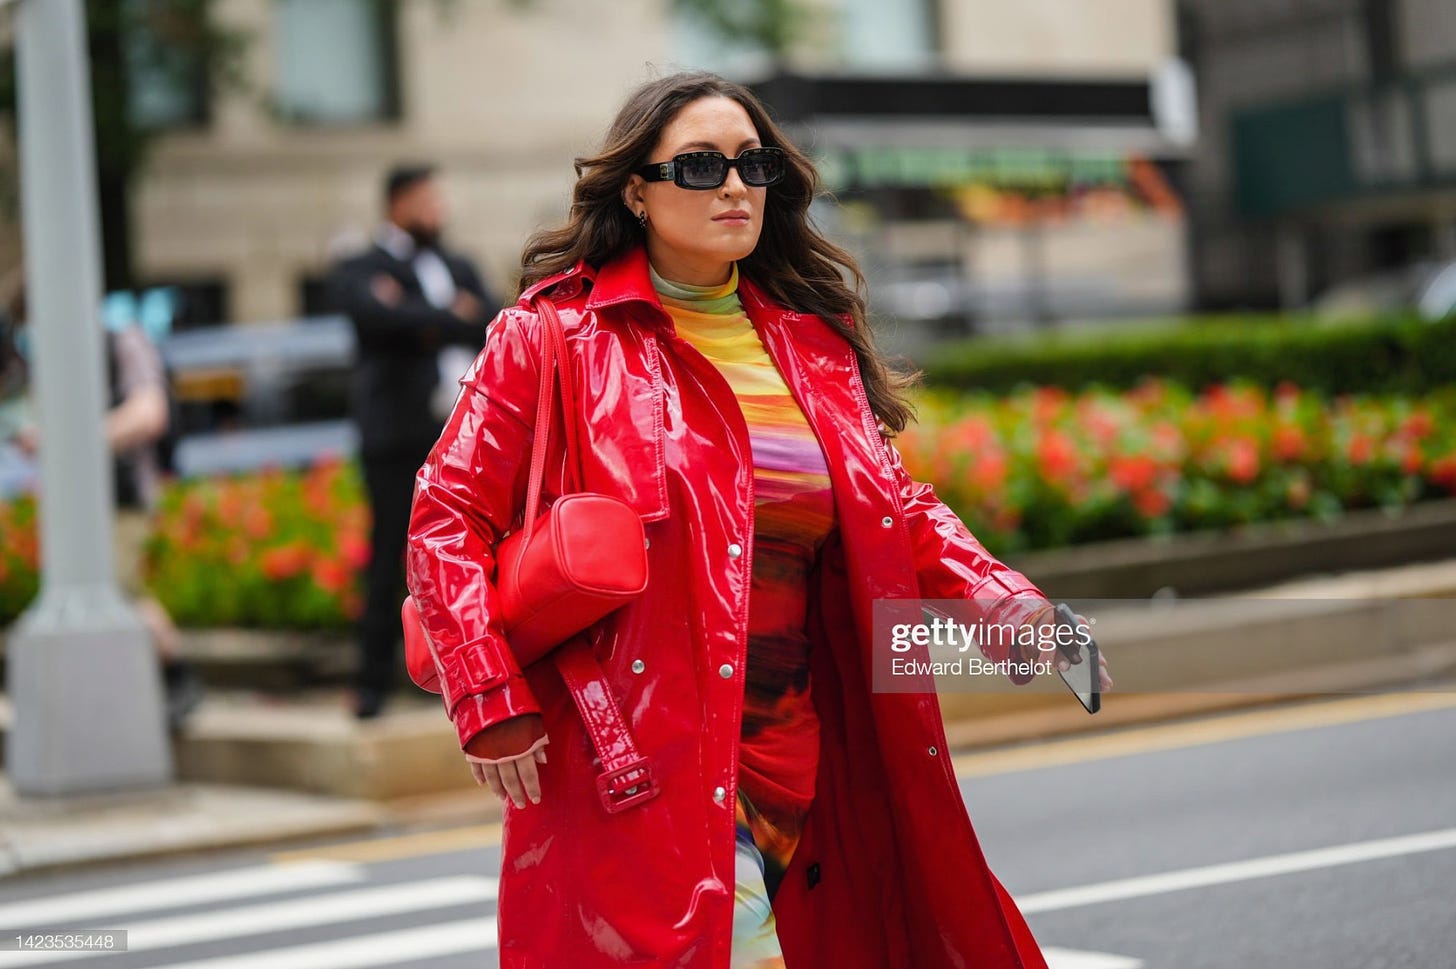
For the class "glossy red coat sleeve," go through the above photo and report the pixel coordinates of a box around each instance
[881,430,1051,684]
[405,306,548,755]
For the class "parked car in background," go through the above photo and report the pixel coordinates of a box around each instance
[1310,260,1456,321]
[0,314,360,499]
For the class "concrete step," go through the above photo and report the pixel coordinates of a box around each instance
[1014,495,1456,597]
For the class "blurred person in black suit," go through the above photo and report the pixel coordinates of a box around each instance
[332,164,498,719]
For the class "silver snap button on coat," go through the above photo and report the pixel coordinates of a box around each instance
[727,543,743,559]
[928,746,938,757]
[631,660,645,674]
[718,663,734,679]
[713,786,726,803]
[881,516,894,528]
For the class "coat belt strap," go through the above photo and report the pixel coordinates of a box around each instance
[550,637,660,814]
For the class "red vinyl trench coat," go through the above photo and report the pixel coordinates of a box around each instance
[405,244,1055,969]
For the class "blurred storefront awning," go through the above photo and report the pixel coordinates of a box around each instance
[751,68,1198,186]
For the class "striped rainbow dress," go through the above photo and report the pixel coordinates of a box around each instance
[651,264,835,967]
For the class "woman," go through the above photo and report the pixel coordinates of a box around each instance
[406,71,1113,969]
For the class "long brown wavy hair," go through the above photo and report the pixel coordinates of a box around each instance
[518,71,920,435]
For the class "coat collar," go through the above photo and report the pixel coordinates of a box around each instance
[582,244,792,325]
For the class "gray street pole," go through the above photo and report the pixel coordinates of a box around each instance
[4,0,172,794]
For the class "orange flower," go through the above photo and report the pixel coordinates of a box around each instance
[243,506,273,540]
[1346,434,1374,464]
[1272,425,1307,462]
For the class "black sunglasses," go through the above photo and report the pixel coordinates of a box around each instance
[636,147,786,190]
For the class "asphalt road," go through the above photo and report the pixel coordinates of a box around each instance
[0,690,1452,968]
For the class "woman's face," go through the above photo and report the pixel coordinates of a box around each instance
[624,96,768,287]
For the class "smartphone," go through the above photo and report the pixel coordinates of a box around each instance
[1052,602,1101,714]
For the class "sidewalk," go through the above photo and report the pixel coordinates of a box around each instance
[0,775,382,879]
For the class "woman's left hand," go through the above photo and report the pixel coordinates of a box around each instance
[1027,605,1113,692]
[1056,611,1113,692]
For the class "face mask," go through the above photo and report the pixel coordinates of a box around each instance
[406,225,442,251]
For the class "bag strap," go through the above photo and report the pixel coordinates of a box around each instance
[519,296,659,815]
[536,296,584,491]
[517,295,582,545]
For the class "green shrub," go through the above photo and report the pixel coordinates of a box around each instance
[0,494,39,626]
[919,312,1456,396]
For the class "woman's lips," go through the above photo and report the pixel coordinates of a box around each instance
[713,213,751,227]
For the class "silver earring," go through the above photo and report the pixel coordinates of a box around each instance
[636,210,648,230]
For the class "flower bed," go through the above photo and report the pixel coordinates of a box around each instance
[142,457,370,629]
[0,494,39,624]
[4,379,1456,629]
[895,379,1456,553]
[0,457,369,629]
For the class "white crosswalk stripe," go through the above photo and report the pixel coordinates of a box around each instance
[0,861,364,929]
[0,876,498,967]
[1043,947,1144,969]
[0,858,1144,968]
[147,918,496,969]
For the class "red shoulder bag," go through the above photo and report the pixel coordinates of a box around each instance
[403,295,649,693]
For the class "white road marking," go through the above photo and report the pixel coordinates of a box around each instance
[0,876,497,965]
[140,917,496,969]
[1018,826,1456,913]
[1043,947,1144,969]
[0,860,363,929]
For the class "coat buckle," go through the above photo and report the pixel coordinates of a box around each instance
[595,757,659,814]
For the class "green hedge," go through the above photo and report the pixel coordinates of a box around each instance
[918,312,1456,396]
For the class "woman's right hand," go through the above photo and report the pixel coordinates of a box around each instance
[468,743,547,808]
[464,714,549,808]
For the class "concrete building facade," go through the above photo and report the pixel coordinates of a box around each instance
[4,0,1186,329]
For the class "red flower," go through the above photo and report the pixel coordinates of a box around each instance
[1274,380,1301,404]
[1223,437,1261,484]
[1037,430,1080,480]
[1402,410,1435,440]
[340,533,371,570]
[969,450,1009,492]
[1110,454,1159,492]
[1133,488,1171,517]
[1428,455,1456,493]
[260,543,311,581]
[1032,386,1070,422]
[311,557,351,595]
